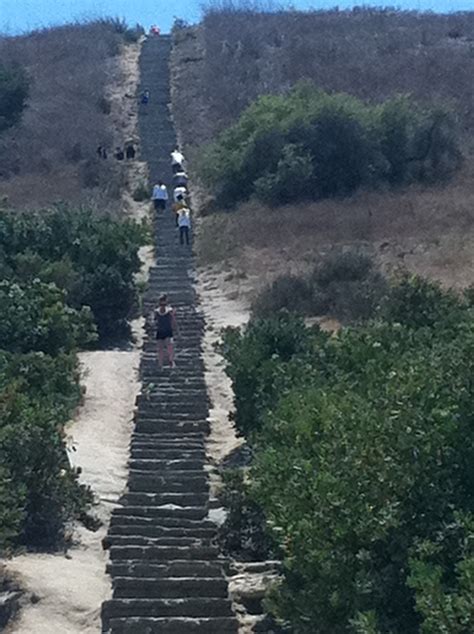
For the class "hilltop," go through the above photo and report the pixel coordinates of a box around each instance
[171,8,474,295]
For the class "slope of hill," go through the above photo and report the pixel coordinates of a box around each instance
[0,20,140,209]
[171,9,474,298]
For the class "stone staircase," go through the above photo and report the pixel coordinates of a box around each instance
[101,35,239,634]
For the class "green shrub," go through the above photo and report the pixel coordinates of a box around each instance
[220,313,327,436]
[0,206,147,341]
[251,274,311,317]
[0,280,96,354]
[218,469,276,560]
[0,351,93,550]
[0,64,29,134]
[381,273,468,331]
[221,278,474,632]
[200,85,460,206]
[0,204,146,551]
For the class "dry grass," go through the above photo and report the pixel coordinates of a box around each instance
[0,21,133,209]
[171,9,474,296]
[196,162,474,292]
[192,8,474,146]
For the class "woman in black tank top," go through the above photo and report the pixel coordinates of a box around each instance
[154,294,177,369]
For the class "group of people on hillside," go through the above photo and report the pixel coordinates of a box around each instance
[97,144,136,161]
[150,147,194,371]
[151,147,192,246]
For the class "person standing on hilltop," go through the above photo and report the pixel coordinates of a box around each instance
[151,181,168,212]
[153,294,177,370]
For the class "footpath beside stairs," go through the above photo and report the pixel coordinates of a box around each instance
[101,36,239,634]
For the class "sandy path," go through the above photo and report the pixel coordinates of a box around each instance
[197,268,249,468]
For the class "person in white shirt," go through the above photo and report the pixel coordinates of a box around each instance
[171,148,185,173]
[151,181,168,211]
[177,208,191,245]
[173,186,187,202]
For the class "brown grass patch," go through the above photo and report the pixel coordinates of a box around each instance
[0,21,133,209]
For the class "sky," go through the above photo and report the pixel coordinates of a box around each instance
[0,0,473,35]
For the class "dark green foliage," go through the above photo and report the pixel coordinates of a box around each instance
[218,469,276,561]
[201,85,460,207]
[0,280,96,354]
[0,206,147,340]
[0,205,145,551]
[380,273,467,331]
[0,351,92,551]
[221,275,474,632]
[220,313,325,436]
[0,64,29,133]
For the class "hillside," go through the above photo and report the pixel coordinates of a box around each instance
[171,8,474,296]
[0,20,141,209]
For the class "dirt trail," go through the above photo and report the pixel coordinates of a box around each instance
[5,40,149,634]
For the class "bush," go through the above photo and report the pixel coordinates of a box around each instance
[0,206,147,341]
[200,85,460,207]
[218,469,276,560]
[220,313,326,436]
[0,351,93,550]
[0,204,146,550]
[221,276,474,632]
[0,64,29,134]
[381,273,468,331]
[251,274,311,317]
[251,251,388,323]
[0,280,96,354]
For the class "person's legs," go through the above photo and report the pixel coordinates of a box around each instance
[179,226,184,244]
[167,338,175,368]
[153,200,159,212]
[157,339,165,369]
[185,227,190,245]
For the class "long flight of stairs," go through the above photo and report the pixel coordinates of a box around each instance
[101,35,239,634]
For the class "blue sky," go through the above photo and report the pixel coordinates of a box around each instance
[0,0,472,35]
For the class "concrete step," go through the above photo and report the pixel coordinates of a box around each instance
[106,561,225,579]
[112,577,228,599]
[107,616,238,633]
[112,506,207,521]
[121,492,209,507]
[106,535,212,549]
[109,544,220,561]
[108,524,215,540]
[128,459,205,471]
[102,597,234,622]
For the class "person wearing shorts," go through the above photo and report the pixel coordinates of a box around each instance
[154,294,177,369]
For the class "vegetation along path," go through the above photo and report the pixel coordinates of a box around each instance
[100,36,239,634]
